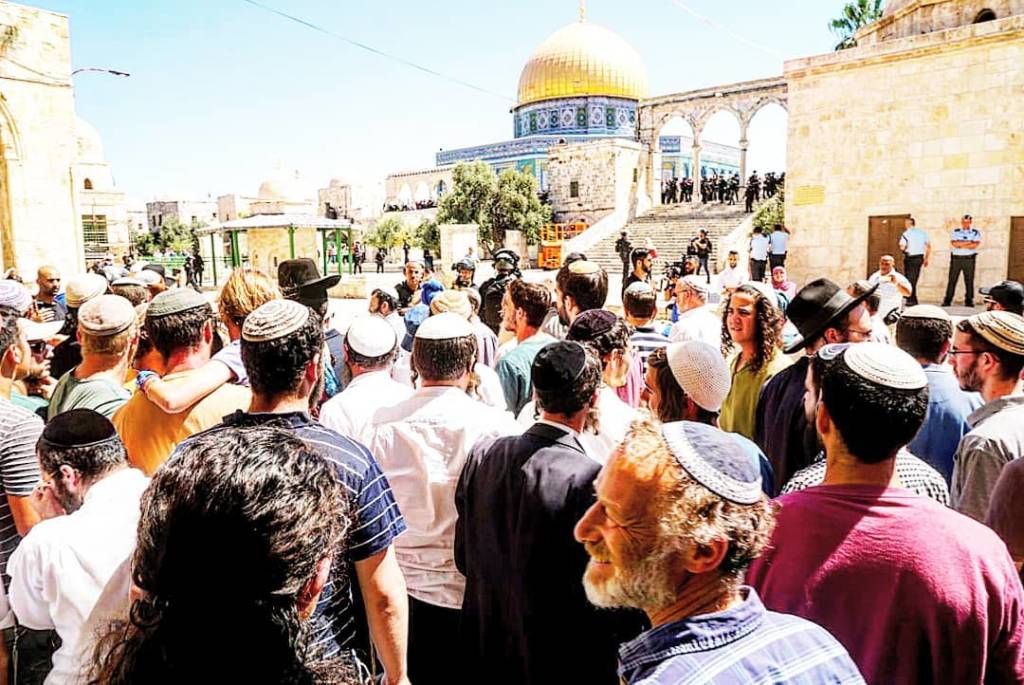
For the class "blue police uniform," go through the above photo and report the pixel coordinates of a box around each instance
[943,225,981,307]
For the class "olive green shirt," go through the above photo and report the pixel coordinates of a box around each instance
[48,371,132,420]
[720,351,792,442]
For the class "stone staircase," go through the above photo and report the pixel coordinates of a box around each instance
[586,202,752,275]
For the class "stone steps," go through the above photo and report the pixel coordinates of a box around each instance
[586,203,753,274]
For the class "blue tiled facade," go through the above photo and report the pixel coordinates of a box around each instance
[513,96,637,139]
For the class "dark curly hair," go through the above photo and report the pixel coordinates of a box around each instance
[721,285,784,373]
[87,426,354,684]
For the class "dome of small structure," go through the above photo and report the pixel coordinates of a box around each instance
[517,19,648,107]
[257,167,307,201]
[74,116,105,164]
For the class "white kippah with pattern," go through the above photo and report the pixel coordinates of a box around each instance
[836,342,927,390]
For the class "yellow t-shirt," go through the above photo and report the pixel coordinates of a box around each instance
[112,372,251,476]
[719,350,792,442]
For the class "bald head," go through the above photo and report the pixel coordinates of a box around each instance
[36,266,61,299]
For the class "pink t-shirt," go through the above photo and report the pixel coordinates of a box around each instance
[747,485,1024,684]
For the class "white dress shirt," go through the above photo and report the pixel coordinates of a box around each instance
[320,369,413,444]
[517,385,637,465]
[9,468,149,684]
[368,386,522,608]
[868,269,912,318]
[392,355,505,411]
[718,264,749,291]
[669,304,722,347]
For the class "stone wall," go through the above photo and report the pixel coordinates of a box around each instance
[784,14,1024,302]
[146,200,218,231]
[0,3,79,276]
[859,0,1024,45]
[546,138,650,225]
[439,223,478,272]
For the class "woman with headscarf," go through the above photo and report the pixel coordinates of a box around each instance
[771,266,797,301]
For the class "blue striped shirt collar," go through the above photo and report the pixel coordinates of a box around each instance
[618,586,765,675]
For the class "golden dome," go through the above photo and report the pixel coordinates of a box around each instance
[517,20,648,107]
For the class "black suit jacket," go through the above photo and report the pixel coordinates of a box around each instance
[455,422,644,685]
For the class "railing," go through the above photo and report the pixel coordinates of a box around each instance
[539,222,588,270]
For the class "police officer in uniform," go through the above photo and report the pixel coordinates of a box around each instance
[478,249,519,334]
[898,216,932,306]
[942,214,982,308]
[453,258,476,289]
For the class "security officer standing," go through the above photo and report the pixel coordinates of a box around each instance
[478,249,519,334]
[614,230,632,282]
[898,216,932,306]
[942,214,982,308]
[453,258,476,289]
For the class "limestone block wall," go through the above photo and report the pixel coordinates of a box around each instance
[0,3,79,276]
[784,15,1024,302]
[439,223,478,271]
[245,227,320,277]
[859,0,1024,45]
[547,138,649,225]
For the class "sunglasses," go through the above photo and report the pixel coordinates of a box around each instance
[29,340,49,354]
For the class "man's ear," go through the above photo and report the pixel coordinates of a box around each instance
[681,537,729,575]
[297,556,333,620]
[58,463,79,489]
[203,319,213,344]
[816,400,832,438]
[307,351,322,384]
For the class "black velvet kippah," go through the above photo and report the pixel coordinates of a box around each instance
[566,309,617,342]
[532,341,587,391]
[40,409,119,449]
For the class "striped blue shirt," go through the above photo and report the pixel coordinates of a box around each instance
[618,587,864,684]
[175,411,406,658]
[630,327,669,372]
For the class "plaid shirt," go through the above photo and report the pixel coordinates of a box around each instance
[618,587,864,684]
[781,449,950,506]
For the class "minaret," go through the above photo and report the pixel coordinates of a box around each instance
[578,0,586,22]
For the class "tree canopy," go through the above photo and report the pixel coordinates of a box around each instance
[830,0,885,50]
[134,216,200,256]
[438,160,551,255]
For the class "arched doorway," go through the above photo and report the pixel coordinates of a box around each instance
[744,101,788,202]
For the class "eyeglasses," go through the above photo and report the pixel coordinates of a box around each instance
[29,341,48,354]
[949,348,984,356]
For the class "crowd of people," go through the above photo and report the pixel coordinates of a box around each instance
[660,170,784,212]
[0,234,1022,683]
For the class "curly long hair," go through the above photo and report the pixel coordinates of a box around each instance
[721,285,784,373]
[87,426,354,685]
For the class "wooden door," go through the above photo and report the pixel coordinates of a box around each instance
[867,215,910,278]
[1010,217,1024,283]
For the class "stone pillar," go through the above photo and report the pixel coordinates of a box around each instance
[739,121,750,184]
[690,135,703,206]
[648,133,662,208]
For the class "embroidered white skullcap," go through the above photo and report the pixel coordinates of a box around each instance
[346,315,397,357]
[78,295,136,337]
[242,299,310,343]
[819,342,927,390]
[965,310,1024,356]
[567,260,600,275]
[680,275,710,296]
[21,319,63,342]
[0,281,32,315]
[899,304,950,322]
[623,281,655,297]
[666,341,731,412]
[661,421,763,505]
[429,290,472,319]
[415,311,473,340]
[136,270,162,286]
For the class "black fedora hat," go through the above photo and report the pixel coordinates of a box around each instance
[783,278,878,354]
[278,259,341,304]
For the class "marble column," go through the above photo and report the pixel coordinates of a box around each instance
[690,134,702,206]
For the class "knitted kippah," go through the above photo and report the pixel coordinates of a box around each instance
[666,341,731,412]
[78,295,136,337]
[967,310,1024,356]
[242,299,310,343]
[568,260,600,275]
[819,342,927,390]
[147,288,207,318]
[65,273,108,309]
[900,304,951,322]
[661,422,762,505]
[623,281,655,297]
[0,280,32,314]
[429,290,471,319]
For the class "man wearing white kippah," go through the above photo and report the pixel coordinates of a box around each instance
[319,315,411,444]
[667,276,720,346]
[949,310,1024,521]
[368,312,521,683]
[748,343,1024,683]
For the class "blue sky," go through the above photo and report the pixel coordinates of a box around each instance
[39,0,846,201]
